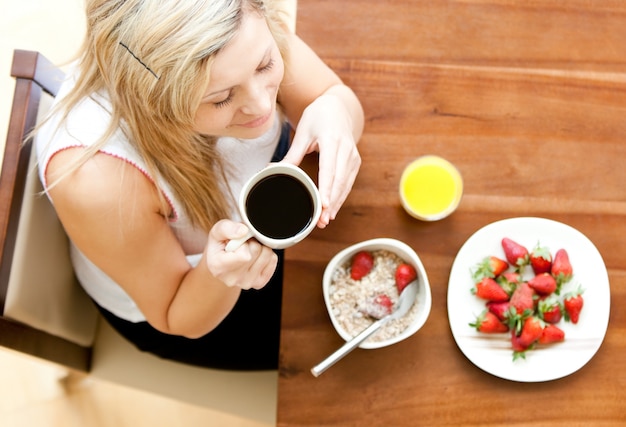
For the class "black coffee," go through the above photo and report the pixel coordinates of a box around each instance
[245,174,314,239]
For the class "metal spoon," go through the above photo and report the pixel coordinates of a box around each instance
[311,280,419,377]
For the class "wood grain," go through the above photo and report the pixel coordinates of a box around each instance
[278,1,626,425]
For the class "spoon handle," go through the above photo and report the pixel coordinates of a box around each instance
[311,317,389,377]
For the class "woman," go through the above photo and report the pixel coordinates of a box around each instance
[36,0,363,370]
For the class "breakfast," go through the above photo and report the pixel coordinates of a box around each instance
[327,249,419,343]
[468,237,585,360]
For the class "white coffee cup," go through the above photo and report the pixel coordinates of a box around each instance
[225,163,322,252]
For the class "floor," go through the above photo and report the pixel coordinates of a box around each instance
[0,347,269,427]
[0,1,274,426]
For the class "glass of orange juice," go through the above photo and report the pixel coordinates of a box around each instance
[399,155,463,221]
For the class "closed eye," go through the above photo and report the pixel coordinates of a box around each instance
[214,92,233,109]
[212,57,274,108]
[258,58,275,73]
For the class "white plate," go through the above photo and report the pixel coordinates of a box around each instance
[447,217,610,382]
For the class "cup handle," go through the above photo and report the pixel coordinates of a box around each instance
[225,230,255,252]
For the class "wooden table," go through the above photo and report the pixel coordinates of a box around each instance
[277,1,626,425]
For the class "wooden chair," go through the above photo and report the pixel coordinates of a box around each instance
[0,49,277,425]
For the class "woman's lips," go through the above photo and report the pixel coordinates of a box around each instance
[239,112,271,128]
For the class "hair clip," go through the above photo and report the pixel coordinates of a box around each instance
[119,42,160,80]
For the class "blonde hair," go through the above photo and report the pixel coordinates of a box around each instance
[49,0,290,231]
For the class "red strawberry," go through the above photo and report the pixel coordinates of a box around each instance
[528,272,557,296]
[374,294,393,309]
[551,249,573,290]
[361,294,393,319]
[530,243,552,275]
[511,327,536,360]
[563,288,584,324]
[511,330,528,355]
[501,272,522,284]
[517,316,544,348]
[486,301,512,322]
[395,263,417,293]
[501,237,529,268]
[509,282,536,315]
[470,310,509,333]
[374,294,393,317]
[538,297,562,324]
[496,271,521,295]
[472,256,509,282]
[472,277,510,302]
[350,251,374,280]
[538,324,565,344]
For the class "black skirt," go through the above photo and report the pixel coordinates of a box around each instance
[96,250,283,371]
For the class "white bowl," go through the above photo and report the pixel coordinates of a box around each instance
[322,238,432,349]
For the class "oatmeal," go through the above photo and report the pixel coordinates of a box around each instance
[328,249,420,343]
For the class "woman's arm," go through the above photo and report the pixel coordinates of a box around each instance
[46,149,277,338]
[278,33,364,227]
[278,34,363,140]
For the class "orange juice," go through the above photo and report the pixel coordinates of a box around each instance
[399,156,463,221]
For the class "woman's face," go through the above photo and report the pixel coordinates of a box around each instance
[194,10,284,139]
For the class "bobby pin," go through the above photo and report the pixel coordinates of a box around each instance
[119,42,160,80]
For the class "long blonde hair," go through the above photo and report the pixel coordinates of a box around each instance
[49,0,290,231]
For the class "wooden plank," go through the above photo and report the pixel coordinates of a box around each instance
[0,78,40,311]
[0,318,91,372]
[306,59,626,257]
[297,0,626,73]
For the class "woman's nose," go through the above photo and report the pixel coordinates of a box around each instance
[240,81,272,115]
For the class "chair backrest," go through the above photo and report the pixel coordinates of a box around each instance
[0,50,98,371]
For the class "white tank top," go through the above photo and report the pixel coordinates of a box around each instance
[35,69,282,322]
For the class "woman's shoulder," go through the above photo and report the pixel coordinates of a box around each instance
[46,148,165,219]
[37,75,154,197]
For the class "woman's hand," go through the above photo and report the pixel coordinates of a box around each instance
[277,34,364,228]
[282,85,362,228]
[205,220,278,290]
